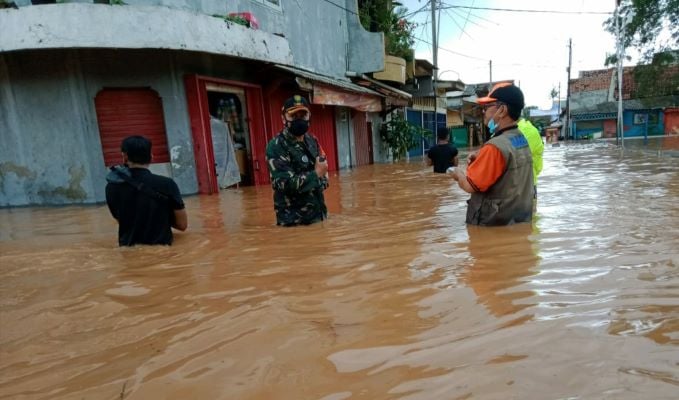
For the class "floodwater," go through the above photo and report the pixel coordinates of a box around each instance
[1,139,678,400]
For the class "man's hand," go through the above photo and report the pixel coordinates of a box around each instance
[466,151,478,165]
[315,156,328,178]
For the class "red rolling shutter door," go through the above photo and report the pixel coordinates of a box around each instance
[95,88,170,166]
[352,111,371,166]
[309,104,338,172]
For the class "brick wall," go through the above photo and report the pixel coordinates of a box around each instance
[571,65,679,99]
[570,69,614,94]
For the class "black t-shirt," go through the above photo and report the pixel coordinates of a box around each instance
[105,168,185,246]
[427,143,459,173]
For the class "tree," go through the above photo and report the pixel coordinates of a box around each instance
[604,0,679,65]
[380,113,431,161]
[358,0,416,61]
[549,87,559,101]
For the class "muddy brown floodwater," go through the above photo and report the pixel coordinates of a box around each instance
[1,140,678,399]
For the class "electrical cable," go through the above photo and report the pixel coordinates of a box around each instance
[439,3,613,15]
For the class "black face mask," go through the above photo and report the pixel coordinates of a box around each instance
[288,119,309,136]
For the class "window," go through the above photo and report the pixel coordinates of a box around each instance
[633,113,648,125]
[252,0,281,11]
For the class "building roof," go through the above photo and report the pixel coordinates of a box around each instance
[275,65,381,97]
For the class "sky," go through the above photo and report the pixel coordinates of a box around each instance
[399,0,624,109]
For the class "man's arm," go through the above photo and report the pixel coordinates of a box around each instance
[105,183,119,222]
[173,209,188,231]
[451,168,476,193]
[451,148,459,167]
[266,141,321,194]
[167,180,187,231]
[453,145,506,194]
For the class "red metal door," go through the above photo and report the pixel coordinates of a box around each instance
[184,74,218,194]
[309,104,338,172]
[95,88,170,166]
[352,111,371,166]
[367,121,374,164]
[245,87,270,185]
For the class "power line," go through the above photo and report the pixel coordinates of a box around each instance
[318,0,359,16]
[447,7,496,28]
[439,3,613,15]
[404,2,430,18]
[411,36,487,61]
[443,8,473,40]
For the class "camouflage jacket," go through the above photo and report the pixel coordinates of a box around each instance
[265,129,329,226]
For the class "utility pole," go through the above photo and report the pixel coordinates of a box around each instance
[489,60,492,83]
[557,82,561,117]
[565,38,572,140]
[431,0,438,116]
[615,3,625,148]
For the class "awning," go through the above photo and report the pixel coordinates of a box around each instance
[275,65,383,112]
[352,74,412,108]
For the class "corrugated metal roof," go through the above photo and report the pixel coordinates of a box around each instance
[353,74,412,99]
[275,65,382,97]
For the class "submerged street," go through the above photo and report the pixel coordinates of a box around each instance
[1,140,678,399]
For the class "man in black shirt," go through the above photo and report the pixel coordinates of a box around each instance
[105,136,187,246]
[426,127,459,173]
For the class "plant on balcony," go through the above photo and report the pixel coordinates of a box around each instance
[212,14,250,28]
[380,112,431,161]
[358,0,415,61]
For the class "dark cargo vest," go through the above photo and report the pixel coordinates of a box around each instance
[466,127,534,226]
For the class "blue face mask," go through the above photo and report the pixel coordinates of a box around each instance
[488,118,497,135]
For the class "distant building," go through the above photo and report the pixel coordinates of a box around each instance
[568,56,679,140]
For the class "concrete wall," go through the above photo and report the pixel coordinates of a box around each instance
[346,1,384,74]
[369,112,391,163]
[0,4,293,65]
[335,107,355,169]
[570,90,609,111]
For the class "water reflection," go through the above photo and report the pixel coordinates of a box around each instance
[462,224,539,318]
[1,143,678,399]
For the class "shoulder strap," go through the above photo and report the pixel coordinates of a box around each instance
[111,167,169,202]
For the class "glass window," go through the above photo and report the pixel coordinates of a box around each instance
[252,0,282,11]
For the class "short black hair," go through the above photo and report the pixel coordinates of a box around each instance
[437,127,450,140]
[121,135,152,164]
[506,104,523,121]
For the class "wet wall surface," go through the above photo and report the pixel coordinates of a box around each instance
[1,141,678,399]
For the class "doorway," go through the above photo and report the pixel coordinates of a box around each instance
[206,85,252,186]
[184,74,269,195]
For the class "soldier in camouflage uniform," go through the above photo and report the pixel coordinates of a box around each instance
[266,95,329,226]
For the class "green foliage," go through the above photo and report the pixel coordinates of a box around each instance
[604,0,679,64]
[633,60,679,101]
[212,14,249,27]
[358,0,415,61]
[380,113,431,161]
[549,87,559,100]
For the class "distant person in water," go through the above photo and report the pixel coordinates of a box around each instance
[426,127,459,173]
[518,118,544,199]
[105,135,187,246]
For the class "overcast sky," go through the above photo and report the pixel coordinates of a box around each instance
[399,0,622,108]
